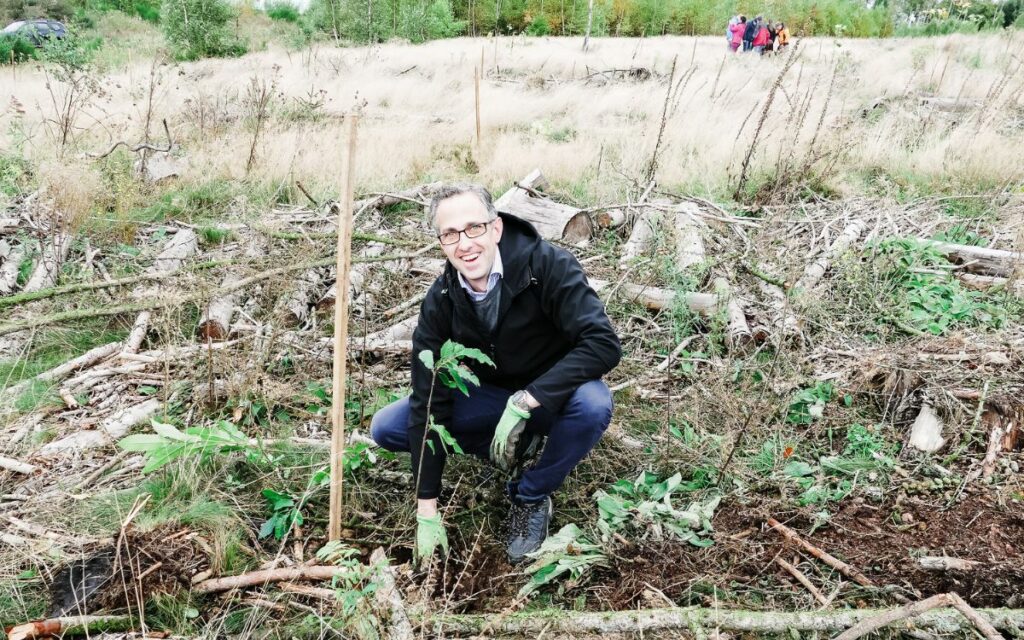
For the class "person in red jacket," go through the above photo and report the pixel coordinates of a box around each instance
[752,19,770,54]
[729,16,746,53]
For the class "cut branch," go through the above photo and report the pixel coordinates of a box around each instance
[6,615,132,640]
[193,565,353,593]
[767,517,874,587]
[796,219,866,290]
[494,169,593,244]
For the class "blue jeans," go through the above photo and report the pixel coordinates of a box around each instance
[370,380,613,501]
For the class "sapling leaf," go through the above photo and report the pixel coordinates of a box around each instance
[418,350,434,371]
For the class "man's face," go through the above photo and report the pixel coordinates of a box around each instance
[434,192,503,290]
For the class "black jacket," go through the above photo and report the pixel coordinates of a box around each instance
[407,213,621,499]
[743,19,758,41]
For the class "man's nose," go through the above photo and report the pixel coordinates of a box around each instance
[456,231,476,252]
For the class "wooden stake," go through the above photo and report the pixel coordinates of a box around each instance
[474,65,482,145]
[328,115,359,541]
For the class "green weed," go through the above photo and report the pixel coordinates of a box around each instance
[594,471,719,546]
[518,524,607,599]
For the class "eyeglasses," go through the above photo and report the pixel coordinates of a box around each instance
[437,221,492,246]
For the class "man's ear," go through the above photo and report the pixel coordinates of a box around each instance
[492,216,503,242]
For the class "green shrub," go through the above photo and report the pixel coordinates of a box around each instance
[160,0,246,59]
[266,1,299,22]
[0,35,37,64]
[525,13,550,35]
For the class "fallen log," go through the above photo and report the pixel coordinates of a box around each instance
[0,242,24,295]
[23,233,72,292]
[959,273,1024,295]
[618,210,662,268]
[672,204,706,273]
[796,219,866,290]
[0,455,37,475]
[588,278,717,315]
[193,565,353,593]
[5,615,132,640]
[930,241,1023,277]
[421,604,1024,636]
[198,273,242,340]
[713,278,753,350]
[370,548,414,640]
[494,169,592,244]
[39,398,162,455]
[276,268,325,327]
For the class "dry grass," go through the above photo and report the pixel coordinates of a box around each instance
[2,32,1023,205]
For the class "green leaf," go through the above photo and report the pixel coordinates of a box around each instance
[118,434,170,452]
[152,420,193,442]
[418,350,435,371]
[783,461,817,478]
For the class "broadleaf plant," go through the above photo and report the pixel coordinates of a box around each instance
[594,471,720,546]
[518,523,607,598]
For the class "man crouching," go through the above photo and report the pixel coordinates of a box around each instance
[370,183,621,564]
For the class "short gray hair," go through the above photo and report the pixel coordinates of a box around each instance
[426,184,498,231]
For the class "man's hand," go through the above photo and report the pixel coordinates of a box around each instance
[415,513,448,564]
[490,393,532,471]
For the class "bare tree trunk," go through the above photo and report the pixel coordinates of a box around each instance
[582,0,595,50]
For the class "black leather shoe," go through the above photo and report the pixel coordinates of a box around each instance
[505,496,552,564]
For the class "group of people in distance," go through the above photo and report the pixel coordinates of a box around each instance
[728,15,789,54]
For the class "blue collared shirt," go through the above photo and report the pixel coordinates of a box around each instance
[456,250,503,301]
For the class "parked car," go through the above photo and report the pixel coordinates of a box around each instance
[1,19,68,46]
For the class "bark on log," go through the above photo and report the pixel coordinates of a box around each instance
[370,548,415,640]
[6,615,132,640]
[588,278,717,315]
[796,219,865,291]
[23,233,72,292]
[713,278,753,351]
[38,398,162,454]
[930,241,1023,277]
[672,204,706,273]
[0,455,37,475]
[318,242,387,311]
[959,273,1024,295]
[0,242,23,295]
[494,169,593,244]
[193,565,352,593]
[421,605,1024,636]
[619,210,663,268]
[276,268,324,327]
[198,274,242,340]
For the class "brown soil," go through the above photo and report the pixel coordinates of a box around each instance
[49,525,206,615]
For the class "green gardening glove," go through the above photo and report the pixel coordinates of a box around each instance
[415,513,448,564]
[490,396,531,472]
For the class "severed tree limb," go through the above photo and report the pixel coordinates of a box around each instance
[795,219,866,291]
[193,565,353,593]
[766,517,874,587]
[834,593,1004,640]
[198,273,242,340]
[6,615,133,640]
[775,557,828,606]
[0,455,37,475]
[420,605,1024,636]
[930,241,1023,277]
